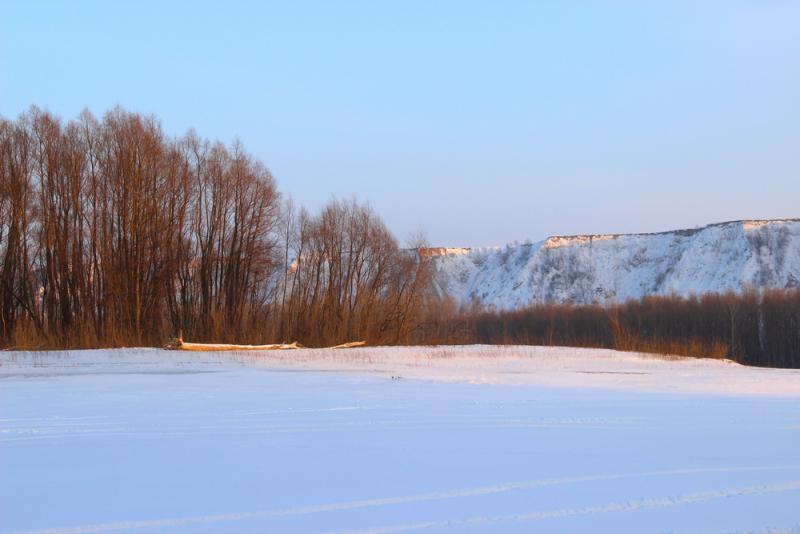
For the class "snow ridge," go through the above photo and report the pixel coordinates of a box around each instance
[429,219,800,308]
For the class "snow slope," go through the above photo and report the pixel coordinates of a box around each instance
[429,219,800,308]
[2,347,800,533]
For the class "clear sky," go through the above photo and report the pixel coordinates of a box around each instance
[2,1,798,246]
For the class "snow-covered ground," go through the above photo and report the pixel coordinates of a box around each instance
[2,346,800,533]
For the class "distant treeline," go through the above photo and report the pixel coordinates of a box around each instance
[2,107,799,368]
[412,290,800,368]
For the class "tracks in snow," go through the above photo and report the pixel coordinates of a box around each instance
[11,465,800,534]
[331,480,800,534]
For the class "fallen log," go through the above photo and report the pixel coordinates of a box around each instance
[164,338,304,351]
[164,337,367,351]
[330,341,367,349]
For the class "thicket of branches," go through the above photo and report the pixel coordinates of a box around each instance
[276,199,431,346]
[0,107,430,348]
[413,290,800,368]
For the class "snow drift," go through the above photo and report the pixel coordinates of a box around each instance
[429,219,800,309]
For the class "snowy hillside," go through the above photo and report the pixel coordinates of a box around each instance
[429,219,800,308]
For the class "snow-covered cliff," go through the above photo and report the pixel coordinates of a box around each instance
[429,219,800,308]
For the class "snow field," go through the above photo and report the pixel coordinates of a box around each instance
[1,347,799,533]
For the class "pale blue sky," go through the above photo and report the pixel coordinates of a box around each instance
[2,1,798,246]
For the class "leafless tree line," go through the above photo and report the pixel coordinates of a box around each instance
[0,107,431,348]
[415,290,800,368]
[276,199,431,346]
[3,107,799,368]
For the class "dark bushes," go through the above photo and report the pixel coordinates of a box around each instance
[412,290,800,368]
